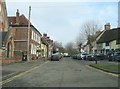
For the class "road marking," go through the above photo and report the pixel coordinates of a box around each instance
[86,65,119,77]
[0,61,49,85]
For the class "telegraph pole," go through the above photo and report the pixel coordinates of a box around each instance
[27,6,31,61]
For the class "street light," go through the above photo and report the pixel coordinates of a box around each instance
[27,6,31,61]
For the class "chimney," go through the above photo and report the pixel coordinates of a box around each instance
[43,33,47,39]
[16,9,20,24]
[104,23,110,30]
[47,37,50,39]
[43,33,47,37]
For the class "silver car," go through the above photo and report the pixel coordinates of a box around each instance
[51,53,61,61]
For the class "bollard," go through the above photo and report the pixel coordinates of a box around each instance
[95,59,97,64]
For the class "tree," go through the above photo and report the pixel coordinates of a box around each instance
[76,33,86,53]
[53,41,65,53]
[65,42,78,55]
[79,20,102,53]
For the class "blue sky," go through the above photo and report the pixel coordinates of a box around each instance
[6,0,119,46]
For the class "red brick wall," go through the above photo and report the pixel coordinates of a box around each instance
[14,41,27,51]
[11,27,41,60]
[14,28,28,40]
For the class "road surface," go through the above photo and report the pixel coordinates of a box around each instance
[2,58,118,87]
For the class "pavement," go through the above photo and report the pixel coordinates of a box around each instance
[1,59,47,81]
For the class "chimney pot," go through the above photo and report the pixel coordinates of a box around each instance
[47,37,50,39]
[43,33,47,37]
[16,9,20,24]
[105,23,110,30]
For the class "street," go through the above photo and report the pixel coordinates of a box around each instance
[2,58,118,87]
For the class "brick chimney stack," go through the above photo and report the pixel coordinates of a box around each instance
[43,33,48,39]
[47,37,50,39]
[43,33,47,37]
[16,9,20,24]
[104,23,110,30]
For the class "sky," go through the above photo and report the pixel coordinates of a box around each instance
[6,0,119,47]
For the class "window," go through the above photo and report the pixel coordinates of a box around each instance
[116,39,120,44]
[33,32,35,40]
[36,34,37,41]
[31,43,33,54]
[32,31,34,40]
[106,49,109,54]
[106,42,109,46]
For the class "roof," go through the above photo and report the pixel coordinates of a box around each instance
[41,36,53,46]
[41,37,49,46]
[9,24,42,36]
[8,15,42,36]
[97,27,120,43]
[8,15,30,25]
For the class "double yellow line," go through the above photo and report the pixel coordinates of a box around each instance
[0,61,49,85]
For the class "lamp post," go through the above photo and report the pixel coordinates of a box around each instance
[27,6,31,61]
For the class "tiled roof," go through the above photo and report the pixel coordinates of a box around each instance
[97,27,120,43]
[8,15,30,25]
[8,14,42,36]
[41,37,49,46]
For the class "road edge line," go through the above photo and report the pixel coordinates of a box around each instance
[0,61,49,85]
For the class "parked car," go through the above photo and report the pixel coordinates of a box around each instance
[72,54,78,59]
[95,53,106,60]
[51,53,61,61]
[113,52,120,62]
[81,53,88,60]
[86,54,96,61]
[64,53,70,57]
[77,53,82,60]
[107,51,114,61]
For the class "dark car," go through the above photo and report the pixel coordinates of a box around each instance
[86,54,96,61]
[72,54,78,59]
[51,53,61,61]
[77,53,82,60]
[113,52,120,62]
[95,53,106,60]
[107,52,114,61]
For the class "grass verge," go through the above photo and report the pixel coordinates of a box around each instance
[90,63,120,74]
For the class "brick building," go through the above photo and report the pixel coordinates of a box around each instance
[8,9,42,60]
[0,0,14,59]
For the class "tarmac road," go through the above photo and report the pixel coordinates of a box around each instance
[1,57,119,88]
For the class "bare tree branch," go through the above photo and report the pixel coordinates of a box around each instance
[77,20,102,53]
